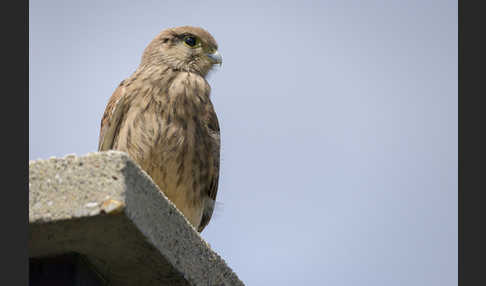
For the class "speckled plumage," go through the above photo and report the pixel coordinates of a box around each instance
[98,26,222,232]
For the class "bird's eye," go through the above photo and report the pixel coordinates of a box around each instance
[184,36,198,47]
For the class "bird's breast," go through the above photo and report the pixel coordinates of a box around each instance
[116,72,216,228]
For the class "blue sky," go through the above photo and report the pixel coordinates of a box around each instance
[30,1,457,285]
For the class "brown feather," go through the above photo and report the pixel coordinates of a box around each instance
[98,83,128,151]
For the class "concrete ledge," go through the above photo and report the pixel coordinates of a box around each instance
[29,151,244,286]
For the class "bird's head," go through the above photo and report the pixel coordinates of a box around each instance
[140,26,222,76]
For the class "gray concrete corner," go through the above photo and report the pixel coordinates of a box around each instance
[29,151,244,286]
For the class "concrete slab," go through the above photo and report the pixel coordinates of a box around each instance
[29,151,244,286]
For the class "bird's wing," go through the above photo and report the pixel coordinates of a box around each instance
[98,83,128,151]
[207,109,221,202]
[198,105,221,232]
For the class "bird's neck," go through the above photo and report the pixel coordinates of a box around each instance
[132,63,208,86]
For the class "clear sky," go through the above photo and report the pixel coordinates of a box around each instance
[30,0,457,285]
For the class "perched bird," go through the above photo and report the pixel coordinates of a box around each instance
[98,26,222,232]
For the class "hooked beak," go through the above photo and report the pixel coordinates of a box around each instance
[207,50,223,66]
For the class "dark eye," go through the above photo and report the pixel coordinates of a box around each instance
[184,36,197,47]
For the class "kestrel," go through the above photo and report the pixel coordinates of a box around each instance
[98,26,222,232]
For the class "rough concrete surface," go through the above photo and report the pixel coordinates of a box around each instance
[29,151,244,286]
